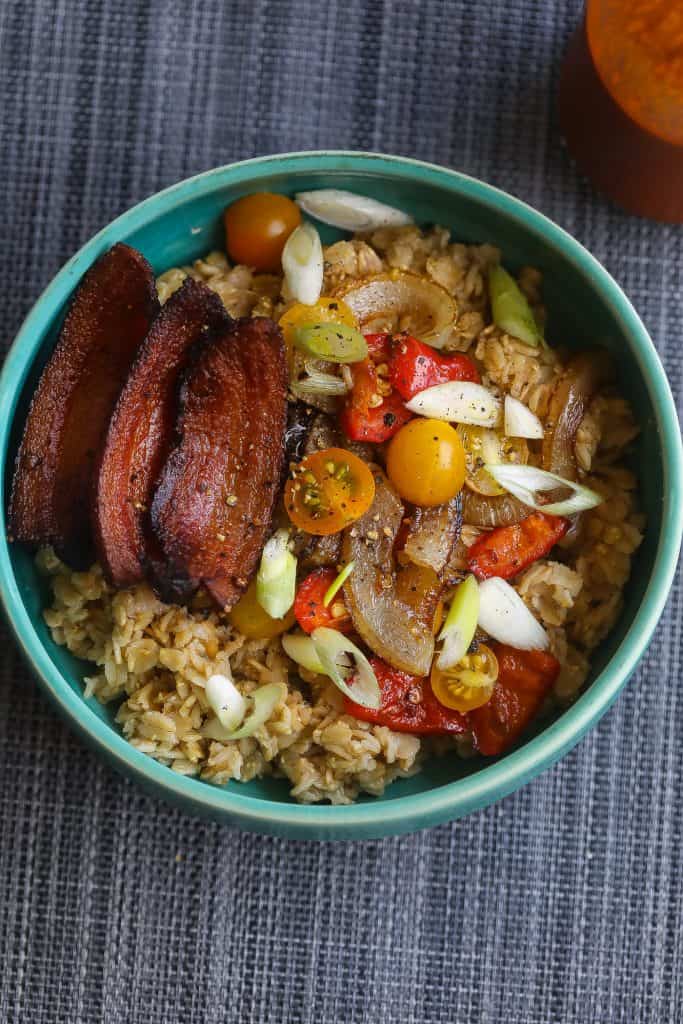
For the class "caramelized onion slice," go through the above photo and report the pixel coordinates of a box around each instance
[543,349,614,480]
[338,271,458,348]
[462,490,530,528]
[402,494,462,574]
[342,469,436,676]
[462,350,614,529]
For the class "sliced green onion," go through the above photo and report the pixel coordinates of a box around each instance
[282,222,323,305]
[202,682,286,741]
[205,672,247,731]
[437,575,479,671]
[311,627,381,709]
[405,381,501,427]
[489,264,542,347]
[281,633,326,674]
[295,189,412,232]
[323,561,355,607]
[484,463,603,516]
[478,577,549,651]
[256,529,297,619]
[503,395,544,439]
[292,322,368,364]
[291,366,348,397]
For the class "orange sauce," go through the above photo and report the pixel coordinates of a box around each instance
[559,0,683,222]
[587,0,683,144]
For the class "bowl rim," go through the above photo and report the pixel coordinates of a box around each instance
[1,149,681,839]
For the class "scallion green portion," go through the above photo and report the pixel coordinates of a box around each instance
[323,561,355,607]
[292,322,368,364]
[281,633,326,674]
[311,627,381,709]
[437,575,480,670]
[489,264,542,347]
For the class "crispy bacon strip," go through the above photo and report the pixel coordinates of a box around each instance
[150,318,288,608]
[9,243,159,567]
[93,278,230,587]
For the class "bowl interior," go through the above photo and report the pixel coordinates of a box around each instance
[0,155,670,828]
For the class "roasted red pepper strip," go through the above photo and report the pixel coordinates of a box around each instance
[467,512,570,580]
[469,644,560,755]
[339,358,412,443]
[388,334,480,399]
[294,568,352,634]
[340,333,479,442]
[344,657,468,734]
[364,333,392,361]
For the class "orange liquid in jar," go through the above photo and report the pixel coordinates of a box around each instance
[559,0,683,221]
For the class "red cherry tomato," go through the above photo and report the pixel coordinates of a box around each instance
[339,358,412,443]
[344,657,468,734]
[467,513,570,581]
[469,644,560,755]
[294,568,352,634]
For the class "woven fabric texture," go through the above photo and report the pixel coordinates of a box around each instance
[1,1,682,1021]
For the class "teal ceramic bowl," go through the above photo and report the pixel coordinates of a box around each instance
[1,152,681,840]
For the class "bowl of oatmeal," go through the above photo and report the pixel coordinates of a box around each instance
[1,152,681,839]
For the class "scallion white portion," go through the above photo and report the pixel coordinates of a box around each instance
[282,222,323,305]
[291,365,348,397]
[437,575,479,671]
[295,189,412,232]
[503,395,544,439]
[484,463,603,516]
[478,577,549,651]
[202,682,286,741]
[205,672,247,731]
[405,381,501,427]
[311,627,381,709]
[256,529,297,619]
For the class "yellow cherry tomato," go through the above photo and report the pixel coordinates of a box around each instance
[285,447,375,536]
[457,425,529,496]
[228,579,295,639]
[279,296,358,371]
[224,193,301,271]
[386,419,466,506]
[431,644,499,713]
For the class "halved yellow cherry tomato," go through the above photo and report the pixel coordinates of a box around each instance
[279,296,358,371]
[224,192,301,271]
[227,578,296,639]
[457,425,528,496]
[285,447,375,536]
[386,419,465,506]
[431,643,499,713]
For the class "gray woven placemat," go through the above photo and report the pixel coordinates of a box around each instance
[1,1,681,1021]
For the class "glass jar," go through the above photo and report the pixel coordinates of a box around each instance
[559,0,683,221]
